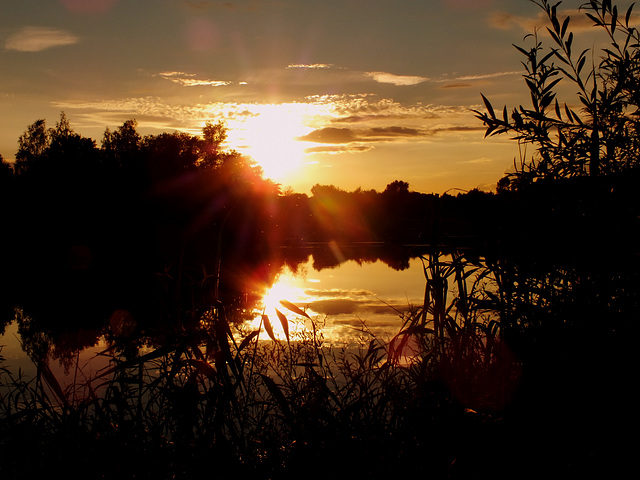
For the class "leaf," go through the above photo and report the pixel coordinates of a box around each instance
[37,358,68,406]
[625,3,635,27]
[612,5,618,34]
[279,300,310,319]
[566,32,573,56]
[260,374,293,421]
[585,12,602,26]
[565,103,575,122]
[186,359,217,380]
[577,55,587,74]
[513,44,530,57]
[262,314,278,342]
[480,93,496,119]
[551,12,561,34]
[275,309,290,344]
[546,27,562,48]
[238,330,260,352]
[561,15,570,37]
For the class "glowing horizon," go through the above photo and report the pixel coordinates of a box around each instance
[2,0,623,194]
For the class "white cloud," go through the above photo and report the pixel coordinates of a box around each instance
[287,64,334,69]
[453,71,521,81]
[158,71,232,87]
[365,71,428,86]
[5,26,79,52]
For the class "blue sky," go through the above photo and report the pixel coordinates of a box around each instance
[1,0,633,193]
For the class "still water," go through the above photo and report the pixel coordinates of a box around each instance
[248,255,426,343]
[0,251,429,380]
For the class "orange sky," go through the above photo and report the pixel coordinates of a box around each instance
[1,0,633,193]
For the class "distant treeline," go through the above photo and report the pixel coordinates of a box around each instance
[0,114,496,274]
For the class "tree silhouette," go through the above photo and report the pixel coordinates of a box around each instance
[14,118,49,175]
[383,180,410,195]
[475,0,640,189]
[101,119,142,169]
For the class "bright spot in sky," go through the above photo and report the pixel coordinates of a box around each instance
[225,103,328,184]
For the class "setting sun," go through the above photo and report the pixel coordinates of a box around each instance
[226,103,325,184]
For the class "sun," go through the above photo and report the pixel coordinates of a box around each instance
[228,103,319,184]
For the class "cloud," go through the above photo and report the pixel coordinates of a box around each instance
[299,123,483,146]
[320,96,453,123]
[365,71,429,86]
[489,9,604,33]
[308,298,362,316]
[335,111,440,123]
[305,288,374,298]
[430,125,485,135]
[287,63,334,69]
[305,145,373,155]
[5,27,79,52]
[298,126,425,144]
[440,83,472,89]
[453,71,520,81]
[158,71,232,87]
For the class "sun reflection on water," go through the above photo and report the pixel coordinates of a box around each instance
[248,271,314,341]
[241,257,427,345]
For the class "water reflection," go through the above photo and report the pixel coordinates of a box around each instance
[248,256,427,344]
[1,243,431,376]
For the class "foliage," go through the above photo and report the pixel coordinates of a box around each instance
[475,0,640,189]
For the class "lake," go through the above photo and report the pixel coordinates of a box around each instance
[242,253,428,343]
[0,244,431,381]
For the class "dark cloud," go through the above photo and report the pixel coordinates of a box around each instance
[298,126,424,144]
[430,125,485,134]
[309,299,363,316]
[335,112,440,123]
[305,289,374,298]
[298,127,357,144]
[440,83,472,89]
[304,145,373,154]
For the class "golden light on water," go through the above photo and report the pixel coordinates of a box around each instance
[247,270,314,341]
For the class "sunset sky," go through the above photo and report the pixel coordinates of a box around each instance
[1,0,633,194]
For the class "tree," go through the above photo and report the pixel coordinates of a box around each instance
[0,154,13,185]
[141,132,202,180]
[383,180,410,195]
[101,119,141,168]
[201,120,228,168]
[47,113,98,170]
[14,112,99,176]
[14,119,49,174]
[475,0,640,189]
